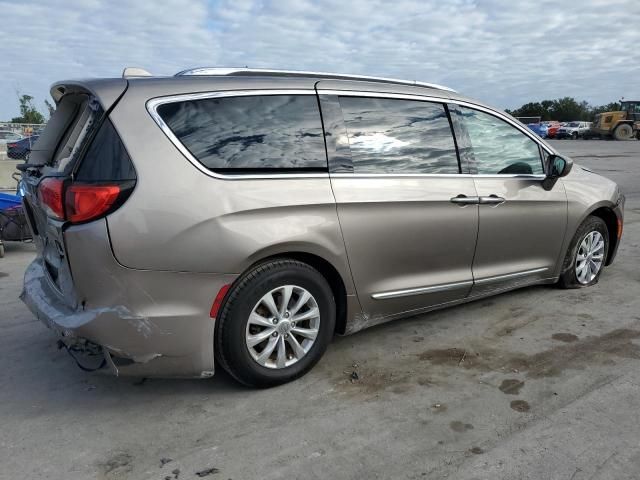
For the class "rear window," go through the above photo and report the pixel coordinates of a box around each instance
[157,94,327,173]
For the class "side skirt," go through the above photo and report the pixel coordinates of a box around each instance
[342,276,559,335]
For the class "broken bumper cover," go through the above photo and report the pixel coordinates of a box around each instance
[21,258,236,378]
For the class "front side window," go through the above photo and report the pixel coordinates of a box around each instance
[157,94,326,173]
[338,96,459,174]
[454,106,544,175]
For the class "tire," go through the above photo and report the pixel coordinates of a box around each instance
[215,259,336,387]
[558,216,608,289]
[613,123,633,140]
[571,132,578,140]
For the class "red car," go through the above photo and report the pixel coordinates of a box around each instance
[545,121,562,139]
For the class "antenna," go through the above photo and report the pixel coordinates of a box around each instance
[122,67,152,78]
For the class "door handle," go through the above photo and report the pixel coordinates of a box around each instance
[479,195,506,205]
[450,194,480,205]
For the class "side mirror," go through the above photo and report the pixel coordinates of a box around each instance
[547,154,573,179]
[543,154,572,191]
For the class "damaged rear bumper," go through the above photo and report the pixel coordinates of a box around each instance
[21,219,238,378]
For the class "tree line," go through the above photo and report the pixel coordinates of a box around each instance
[505,97,621,122]
[4,93,54,124]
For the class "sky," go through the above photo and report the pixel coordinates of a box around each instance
[0,0,639,121]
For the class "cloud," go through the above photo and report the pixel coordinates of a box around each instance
[0,0,638,120]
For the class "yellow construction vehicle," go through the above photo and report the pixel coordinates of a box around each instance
[586,100,640,140]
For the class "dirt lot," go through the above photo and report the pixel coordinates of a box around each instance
[1,140,639,480]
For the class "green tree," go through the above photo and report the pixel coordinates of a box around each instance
[547,97,586,121]
[10,94,45,124]
[508,97,622,122]
[44,99,56,119]
[591,102,621,115]
[510,101,545,120]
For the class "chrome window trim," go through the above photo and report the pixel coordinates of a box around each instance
[372,280,473,300]
[146,89,329,180]
[147,87,556,181]
[474,267,549,285]
[317,89,557,157]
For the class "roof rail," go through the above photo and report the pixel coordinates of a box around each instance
[174,67,456,92]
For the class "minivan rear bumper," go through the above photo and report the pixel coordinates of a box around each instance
[21,219,238,378]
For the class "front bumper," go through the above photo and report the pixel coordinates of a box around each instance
[21,219,238,378]
[556,131,573,138]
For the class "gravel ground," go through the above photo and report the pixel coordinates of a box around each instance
[1,139,639,480]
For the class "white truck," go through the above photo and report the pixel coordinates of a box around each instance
[556,121,591,139]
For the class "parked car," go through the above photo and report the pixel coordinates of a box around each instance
[20,68,624,387]
[556,121,591,139]
[527,122,549,138]
[545,121,562,139]
[6,135,39,159]
[0,130,23,144]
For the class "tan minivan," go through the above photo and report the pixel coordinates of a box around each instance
[20,68,624,387]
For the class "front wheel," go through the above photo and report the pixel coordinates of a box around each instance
[558,216,608,288]
[613,123,633,140]
[215,259,335,387]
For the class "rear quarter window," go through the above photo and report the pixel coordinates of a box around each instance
[75,119,136,182]
[156,94,327,173]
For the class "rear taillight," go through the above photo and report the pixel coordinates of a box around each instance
[65,184,121,223]
[38,178,130,224]
[7,143,17,148]
[37,178,65,220]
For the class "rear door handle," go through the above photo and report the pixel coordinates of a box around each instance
[479,195,506,205]
[450,194,480,205]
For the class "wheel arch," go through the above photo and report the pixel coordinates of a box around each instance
[237,248,352,335]
[585,205,619,266]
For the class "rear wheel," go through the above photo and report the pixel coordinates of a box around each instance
[215,259,335,387]
[613,123,633,140]
[558,216,608,288]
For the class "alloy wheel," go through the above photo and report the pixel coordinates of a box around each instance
[245,285,320,369]
[575,231,605,284]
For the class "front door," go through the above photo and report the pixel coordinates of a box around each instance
[318,91,479,318]
[450,105,567,296]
